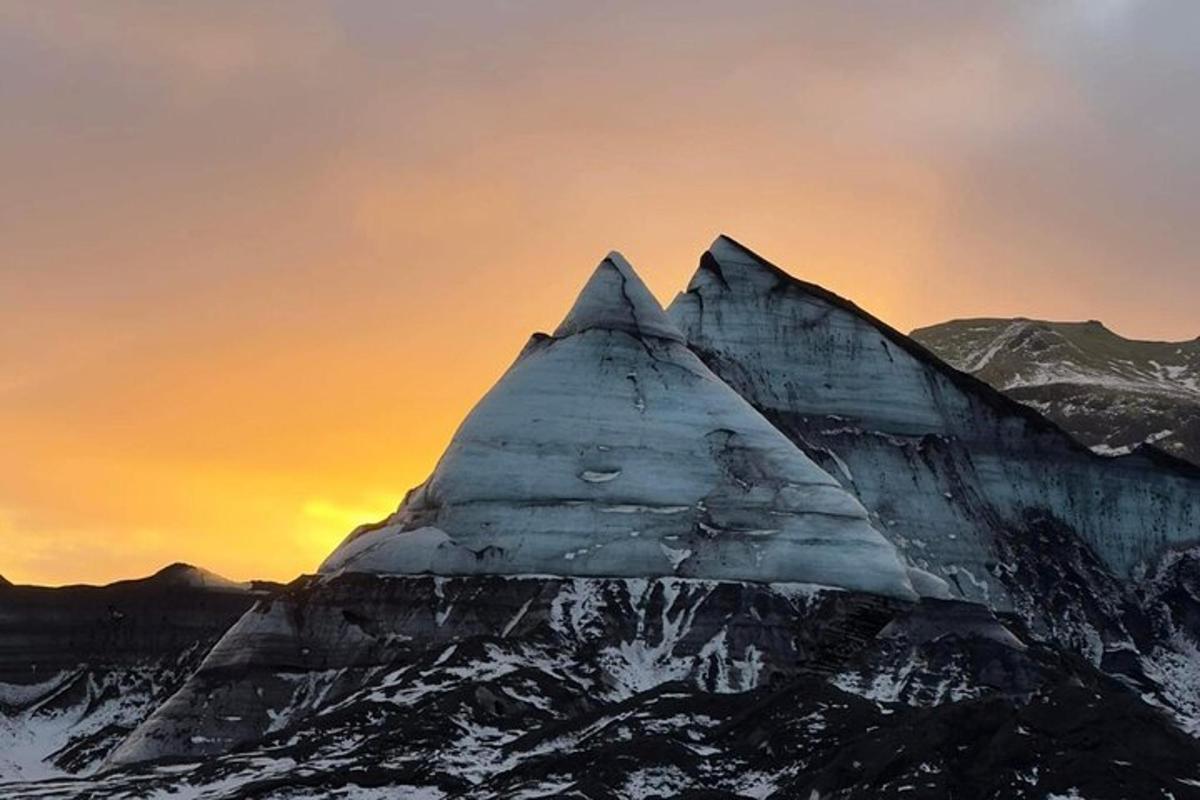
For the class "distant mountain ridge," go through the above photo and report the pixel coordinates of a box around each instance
[912,318,1200,464]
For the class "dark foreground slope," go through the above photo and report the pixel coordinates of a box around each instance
[0,564,269,781]
[913,317,1200,465]
[13,574,1200,800]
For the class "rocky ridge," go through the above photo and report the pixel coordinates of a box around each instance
[913,317,1200,465]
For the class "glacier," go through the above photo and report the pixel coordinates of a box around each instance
[668,235,1200,611]
[321,253,915,600]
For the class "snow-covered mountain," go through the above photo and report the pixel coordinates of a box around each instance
[6,241,1200,799]
[913,318,1200,464]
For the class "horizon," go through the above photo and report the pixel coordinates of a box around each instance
[5,2,1200,586]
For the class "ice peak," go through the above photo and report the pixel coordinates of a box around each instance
[708,234,770,267]
[710,233,750,257]
[553,252,684,343]
[320,243,915,598]
[680,235,790,299]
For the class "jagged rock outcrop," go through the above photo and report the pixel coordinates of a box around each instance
[107,574,905,767]
[322,253,914,599]
[913,317,1200,465]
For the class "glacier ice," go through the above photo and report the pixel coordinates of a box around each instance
[668,235,1200,605]
[321,252,916,599]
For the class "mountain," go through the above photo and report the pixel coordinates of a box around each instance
[106,253,919,769]
[668,235,1200,723]
[6,243,1200,799]
[321,253,914,597]
[912,318,1200,464]
[0,564,270,782]
[668,236,1200,581]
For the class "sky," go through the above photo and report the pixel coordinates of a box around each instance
[3,1,1199,586]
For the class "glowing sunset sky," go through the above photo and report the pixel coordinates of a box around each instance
[3,2,1199,585]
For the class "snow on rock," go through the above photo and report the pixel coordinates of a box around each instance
[28,572,1200,799]
[0,569,261,782]
[0,667,188,784]
[321,252,915,600]
[105,573,903,768]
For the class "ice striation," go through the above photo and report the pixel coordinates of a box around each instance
[321,252,915,600]
[668,236,1200,608]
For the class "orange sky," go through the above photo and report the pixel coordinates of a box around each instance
[3,3,1199,585]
